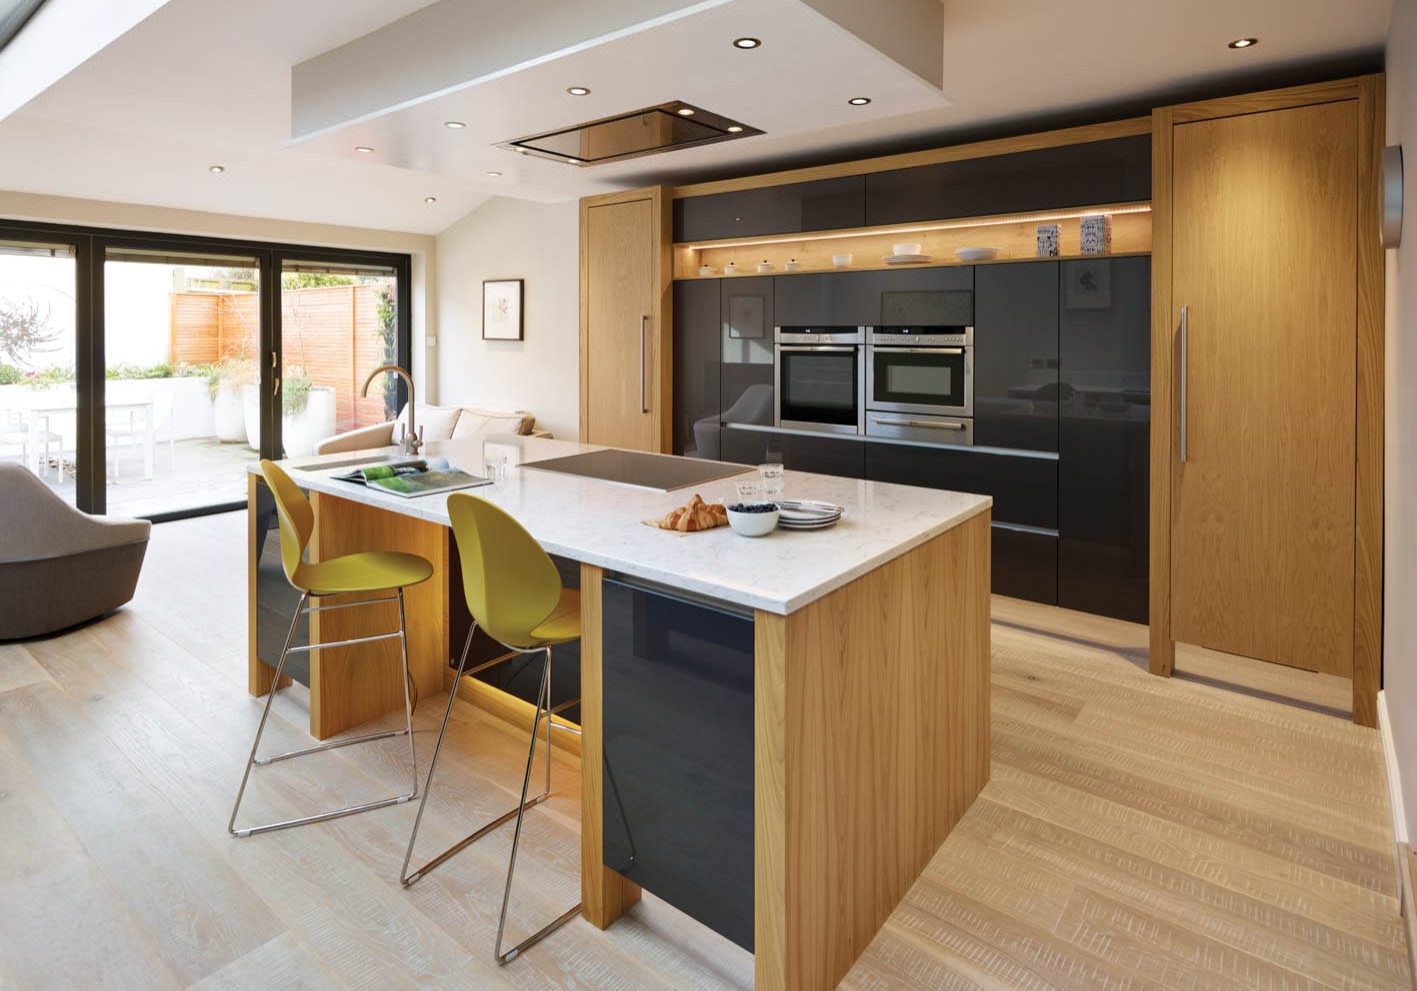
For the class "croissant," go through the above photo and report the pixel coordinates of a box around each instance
[657,493,728,532]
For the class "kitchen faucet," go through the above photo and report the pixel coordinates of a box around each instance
[361,364,422,455]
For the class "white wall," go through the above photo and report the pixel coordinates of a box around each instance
[435,196,580,440]
[1384,0,1417,842]
[0,189,438,396]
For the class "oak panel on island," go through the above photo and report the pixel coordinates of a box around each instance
[245,435,992,991]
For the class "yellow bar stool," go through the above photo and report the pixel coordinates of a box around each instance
[401,492,582,965]
[229,460,433,838]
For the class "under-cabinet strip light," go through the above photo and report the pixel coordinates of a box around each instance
[682,204,1152,251]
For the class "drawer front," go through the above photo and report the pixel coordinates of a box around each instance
[864,441,1057,529]
[602,578,755,950]
[673,175,865,241]
[773,271,883,327]
[723,427,865,480]
[992,525,1058,605]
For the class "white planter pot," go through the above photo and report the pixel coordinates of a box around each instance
[244,384,337,457]
[213,384,245,442]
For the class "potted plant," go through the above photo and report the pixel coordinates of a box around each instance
[242,365,335,456]
[209,356,253,442]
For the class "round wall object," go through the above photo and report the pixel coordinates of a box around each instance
[1383,145,1403,249]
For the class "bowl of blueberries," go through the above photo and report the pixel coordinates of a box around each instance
[726,501,779,537]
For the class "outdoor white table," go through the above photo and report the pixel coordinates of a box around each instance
[2,392,156,479]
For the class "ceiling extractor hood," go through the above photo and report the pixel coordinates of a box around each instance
[500,101,760,167]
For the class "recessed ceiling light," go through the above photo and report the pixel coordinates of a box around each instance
[424,196,437,204]
[443,120,466,129]
[726,125,744,133]
[485,170,503,177]
[354,145,374,153]
[677,107,696,116]
[848,97,871,106]
[733,37,761,49]
[208,164,225,174]
[567,86,591,96]
[1228,37,1258,48]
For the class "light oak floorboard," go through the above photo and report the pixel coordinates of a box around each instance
[0,514,1405,990]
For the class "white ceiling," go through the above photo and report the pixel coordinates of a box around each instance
[0,0,1393,235]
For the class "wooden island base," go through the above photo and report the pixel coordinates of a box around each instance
[248,478,991,991]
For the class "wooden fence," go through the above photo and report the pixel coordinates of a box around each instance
[170,284,393,433]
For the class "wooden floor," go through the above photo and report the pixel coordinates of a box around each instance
[0,513,1407,990]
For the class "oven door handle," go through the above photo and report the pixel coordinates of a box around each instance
[777,345,859,353]
[870,416,968,431]
[869,346,965,355]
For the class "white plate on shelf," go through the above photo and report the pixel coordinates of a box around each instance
[955,247,999,262]
[883,254,933,265]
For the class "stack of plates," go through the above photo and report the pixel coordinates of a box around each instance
[776,499,844,530]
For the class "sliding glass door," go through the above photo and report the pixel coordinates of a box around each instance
[0,219,410,520]
[0,233,84,506]
[277,258,402,458]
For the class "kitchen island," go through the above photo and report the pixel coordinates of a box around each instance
[245,435,991,991]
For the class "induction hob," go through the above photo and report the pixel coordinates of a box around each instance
[519,448,752,492]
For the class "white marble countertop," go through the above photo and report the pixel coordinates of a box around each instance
[254,436,991,615]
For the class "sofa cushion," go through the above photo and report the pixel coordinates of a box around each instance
[449,406,535,441]
[393,403,461,443]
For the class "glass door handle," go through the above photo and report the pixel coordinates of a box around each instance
[272,376,280,399]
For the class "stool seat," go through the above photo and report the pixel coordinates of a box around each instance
[301,551,433,597]
[525,588,580,646]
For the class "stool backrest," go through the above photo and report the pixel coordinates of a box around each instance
[447,493,560,648]
[259,460,313,587]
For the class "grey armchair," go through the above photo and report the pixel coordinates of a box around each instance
[0,463,150,639]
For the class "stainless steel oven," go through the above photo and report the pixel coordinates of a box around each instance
[866,325,974,418]
[773,326,865,435]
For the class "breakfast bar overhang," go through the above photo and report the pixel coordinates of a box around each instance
[245,435,992,991]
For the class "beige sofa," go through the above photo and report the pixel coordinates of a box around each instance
[0,463,151,639]
[314,403,544,456]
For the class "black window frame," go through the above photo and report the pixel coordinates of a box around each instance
[0,218,412,521]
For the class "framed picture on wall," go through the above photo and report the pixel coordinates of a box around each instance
[482,278,524,340]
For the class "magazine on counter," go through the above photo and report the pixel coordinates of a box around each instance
[333,458,491,498]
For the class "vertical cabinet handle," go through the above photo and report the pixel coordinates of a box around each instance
[272,376,281,399]
[1178,305,1188,464]
[640,315,649,414]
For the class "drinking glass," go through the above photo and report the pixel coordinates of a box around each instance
[483,455,507,483]
[759,462,785,498]
[735,479,763,504]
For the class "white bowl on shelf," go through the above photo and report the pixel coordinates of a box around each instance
[955,246,999,262]
[726,502,779,537]
[891,242,923,257]
[831,253,853,268]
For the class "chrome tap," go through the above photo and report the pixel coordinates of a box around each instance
[361,364,423,456]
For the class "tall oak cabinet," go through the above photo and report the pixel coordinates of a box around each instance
[1149,77,1385,724]
[580,186,673,452]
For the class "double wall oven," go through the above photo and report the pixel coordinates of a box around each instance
[772,286,975,446]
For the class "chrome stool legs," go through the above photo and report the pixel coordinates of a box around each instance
[401,626,581,965]
[228,589,419,838]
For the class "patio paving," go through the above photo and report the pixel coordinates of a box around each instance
[19,437,259,518]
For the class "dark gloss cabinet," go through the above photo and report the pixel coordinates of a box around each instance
[1058,256,1150,622]
[252,477,311,684]
[863,442,1056,530]
[865,136,1151,226]
[673,279,721,458]
[673,175,864,242]
[719,276,776,435]
[721,426,865,479]
[772,271,884,327]
[992,526,1059,605]
[974,262,1059,452]
[601,577,755,951]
